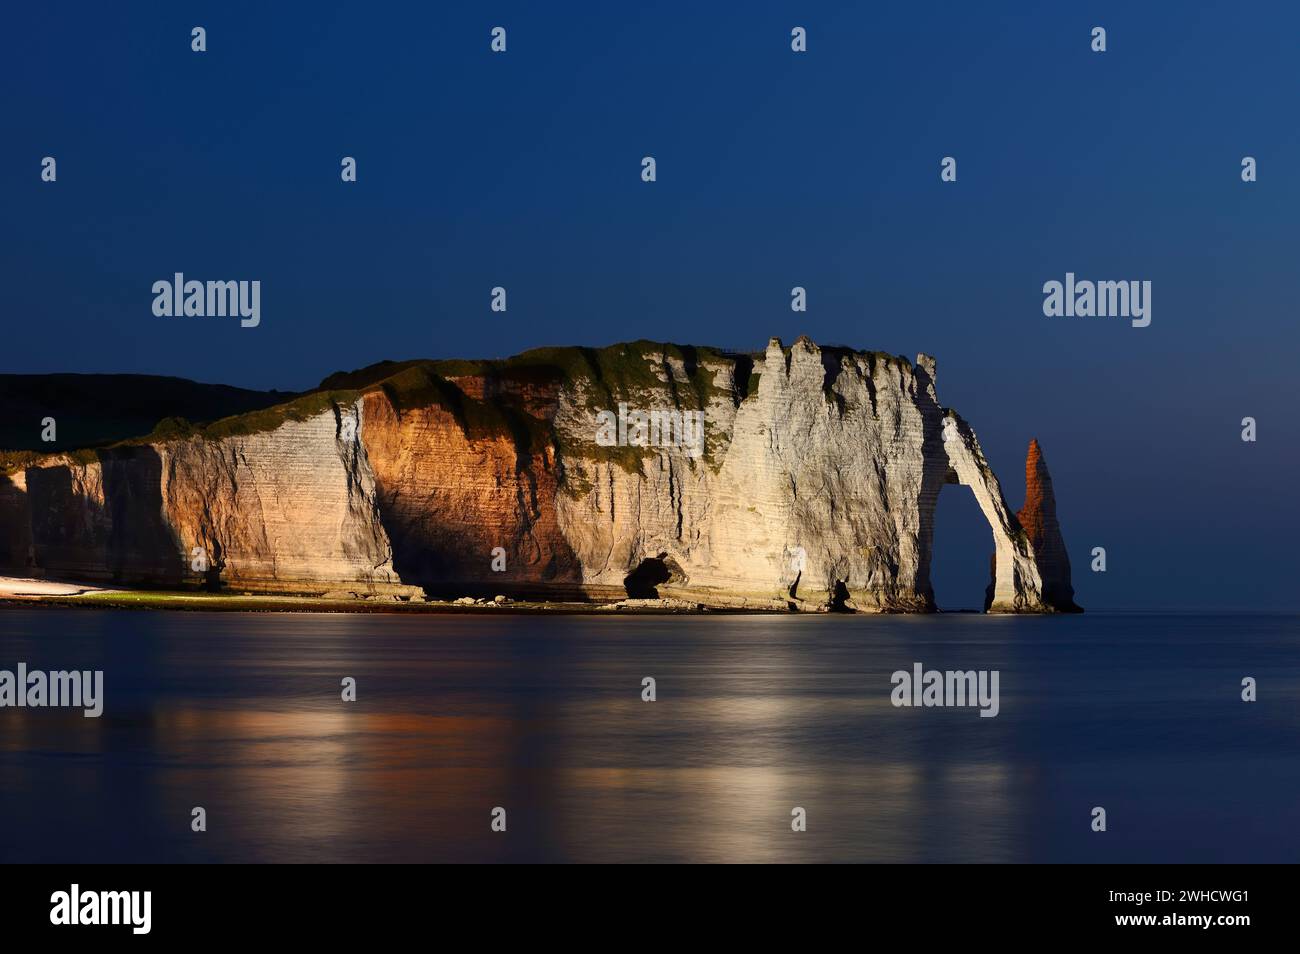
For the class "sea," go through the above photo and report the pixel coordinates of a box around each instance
[1,608,1296,863]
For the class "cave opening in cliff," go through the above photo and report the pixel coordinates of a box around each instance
[623,555,683,599]
[930,483,995,611]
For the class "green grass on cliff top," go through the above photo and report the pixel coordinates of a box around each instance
[2,341,914,476]
[0,391,362,474]
[320,340,746,411]
[316,341,754,474]
[112,342,733,462]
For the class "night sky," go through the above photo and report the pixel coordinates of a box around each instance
[4,2,1297,609]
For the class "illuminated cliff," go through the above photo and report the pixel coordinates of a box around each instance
[0,338,1077,612]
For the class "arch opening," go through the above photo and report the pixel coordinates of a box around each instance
[929,481,997,612]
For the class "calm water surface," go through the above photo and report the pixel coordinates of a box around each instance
[1,609,1297,863]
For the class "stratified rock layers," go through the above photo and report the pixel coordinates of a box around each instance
[0,338,1076,612]
[1,403,414,595]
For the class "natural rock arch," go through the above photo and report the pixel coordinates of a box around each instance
[915,409,1047,613]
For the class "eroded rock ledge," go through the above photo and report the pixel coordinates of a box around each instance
[0,338,1079,613]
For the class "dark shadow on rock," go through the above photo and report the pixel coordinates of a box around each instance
[0,475,35,571]
[828,580,854,612]
[24,464,111,579]
[19,450,185,586]
[99,447,184,585]
[624,554,684,599]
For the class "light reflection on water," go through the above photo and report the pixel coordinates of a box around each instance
[1,609,1297,862]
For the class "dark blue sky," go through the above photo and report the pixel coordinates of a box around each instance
[4,2,1297,609]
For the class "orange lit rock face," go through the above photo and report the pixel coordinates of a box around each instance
[359,390,581,596]
[1014,439,1081,613]
[446,375,560,421]
[1019,439,1050,540]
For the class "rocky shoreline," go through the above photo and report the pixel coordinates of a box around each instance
[0,577,728,614]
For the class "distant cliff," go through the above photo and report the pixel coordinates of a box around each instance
[0,372,293,453]
[0,338,1080,612]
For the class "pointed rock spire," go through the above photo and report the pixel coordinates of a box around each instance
[1017,439,1081,612]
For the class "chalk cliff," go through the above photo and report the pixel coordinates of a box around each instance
[0,338,1077,612]
[0,403,413,596]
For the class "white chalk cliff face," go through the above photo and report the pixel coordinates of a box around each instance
[0,402,413,596]
[0,337,1073,612]
[157,402,408,594]
[555,337,1048,611]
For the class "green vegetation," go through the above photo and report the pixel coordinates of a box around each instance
[54,590,445,613]
[319,342,736,411]
[13,589,720,615]
[65,448,100,466]
[319,359,445,391]
[378,365,549,457]
[495,340,733,411]
[144,416,198,441]
[849,350,900,374]
[428,358,494,379]
[0,450,40,477]
[558,468,594,499]
[201,389,361,440]
[351,341,768,480]
[484,341,746,482]
[7,340,905,483]
[0,447,100,477]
